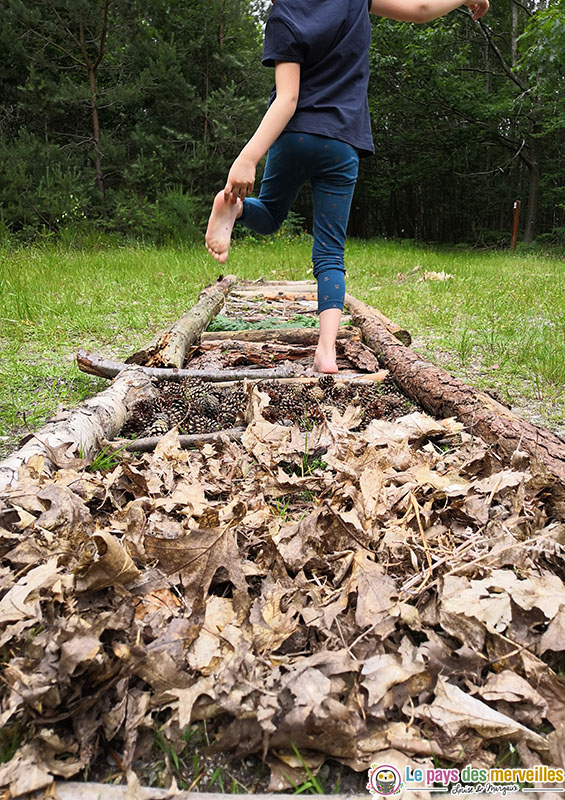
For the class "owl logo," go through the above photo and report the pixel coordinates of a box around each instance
[367,764,403,796]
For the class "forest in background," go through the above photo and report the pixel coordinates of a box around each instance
[0,0,563,247]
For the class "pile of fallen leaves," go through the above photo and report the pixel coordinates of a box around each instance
[0,384,564,796]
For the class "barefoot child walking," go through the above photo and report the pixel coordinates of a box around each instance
[205,0,489,373]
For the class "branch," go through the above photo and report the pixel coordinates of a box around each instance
[45,0,82,51]
[25,27,83,66]
[510,0,533,18]
[79,18,92,70]
[476,18,529,93]
[124,428,245,453]
[76,349,299,382]
[454,138,526,176]
[93,0,111,71]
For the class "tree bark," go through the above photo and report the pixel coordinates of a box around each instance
[344,294,412,345]
[127,275,237,368]
[523,123,542,244]
[77,350,298,382]
[347,294,565,484]
[0,369,157,493]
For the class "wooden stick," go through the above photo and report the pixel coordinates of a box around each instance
[124,428,245,452]
[126,275,237,368]
[0,369,158,493]
[77,350,298,382]
[346,293,565,484]
[345,293,412,346]
[200,327,360,344]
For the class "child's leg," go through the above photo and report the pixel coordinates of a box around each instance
[310,141,359,373]
[205,133,305,262]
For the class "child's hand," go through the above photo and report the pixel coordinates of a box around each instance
[224,155,256,203]
[464,0,489,20]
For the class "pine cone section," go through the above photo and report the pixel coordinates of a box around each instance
[259,376,415,430]
[120,378,248,439]
[120,376,416,440]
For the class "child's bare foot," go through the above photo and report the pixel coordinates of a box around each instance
[313,345,339,374]
[205,191,243,263]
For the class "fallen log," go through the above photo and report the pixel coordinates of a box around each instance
[124,428,245,453]
[200,327,361,344]
[347,294,565,484]
[77,349,298,381]
[127,274,237,368]
[345,293,412,346]
[0,369,157,493]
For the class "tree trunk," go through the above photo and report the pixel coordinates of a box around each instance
[127,275,237,368]
[88,66,104,197]
[347,294,565,484]
[523,126,541,244]
[0,369,157,493]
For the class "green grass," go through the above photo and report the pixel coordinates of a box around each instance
[0,237,563,457]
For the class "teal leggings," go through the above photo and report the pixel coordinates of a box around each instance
[239,132,359,313]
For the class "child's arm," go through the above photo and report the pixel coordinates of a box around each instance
[370,0,489,22]
[224,61,300,203]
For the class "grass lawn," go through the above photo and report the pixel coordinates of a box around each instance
[1,236,563,457]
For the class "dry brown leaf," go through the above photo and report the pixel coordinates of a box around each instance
[364,412,463,446]
[346,551,398,628]
[250,580,299,654]
[188,596,236,673]
[478,670,548,726]
[0,558,60,625]
[539,605,565,654]
[0,743,53,797]
[415,677,549,753]
[74,530,140,591]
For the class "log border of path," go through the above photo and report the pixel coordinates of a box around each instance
[76,350,298,382]
[345,293,412,346]
[0,368,157,493]
[346,293,565,485]
[126,274,237,369]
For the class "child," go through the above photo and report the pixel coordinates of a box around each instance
[205,0,489,373]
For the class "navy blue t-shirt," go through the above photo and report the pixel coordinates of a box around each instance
[262,0,374,156]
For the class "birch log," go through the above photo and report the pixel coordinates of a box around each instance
[347,294,565,484]
[127,274,237,368]
[0,369,157,493]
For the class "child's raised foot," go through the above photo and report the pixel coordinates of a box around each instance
[205,191,242,263]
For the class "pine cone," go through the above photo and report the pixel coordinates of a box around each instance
[200,394,221,418]
[146,413,170,437]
